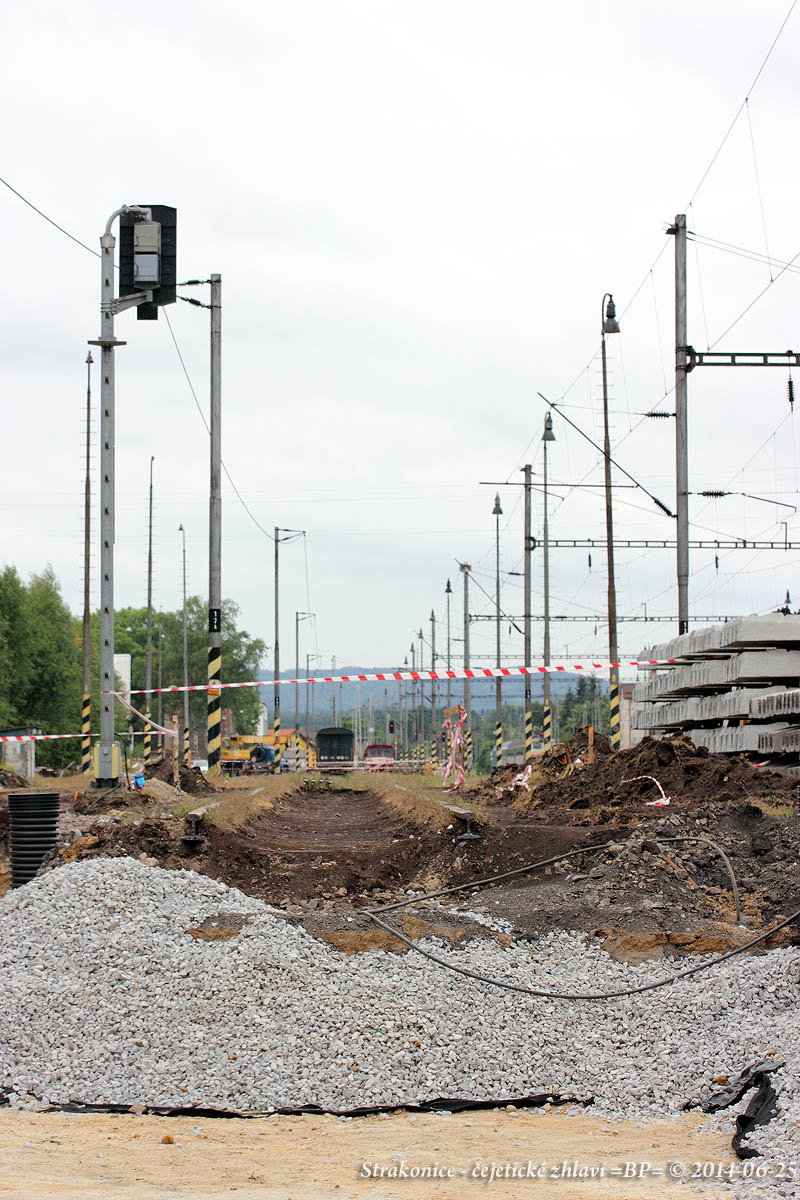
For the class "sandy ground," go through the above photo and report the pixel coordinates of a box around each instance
[0,1107,736,1199]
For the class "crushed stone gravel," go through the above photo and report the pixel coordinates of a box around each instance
[1,857,799,1196]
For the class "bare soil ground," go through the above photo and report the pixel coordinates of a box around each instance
[3,743,800,957]
[0,1107,733,1199]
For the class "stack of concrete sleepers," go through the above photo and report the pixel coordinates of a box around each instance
[632,615,800,758]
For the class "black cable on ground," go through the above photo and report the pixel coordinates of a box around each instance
[658,835,741,923]
[365,834,739,918]
[364,836,792,1001]
[366,908,800,1002]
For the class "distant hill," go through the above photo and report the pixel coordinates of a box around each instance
[255,666,606,714]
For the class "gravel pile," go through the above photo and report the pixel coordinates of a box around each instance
[1,858,799,1192]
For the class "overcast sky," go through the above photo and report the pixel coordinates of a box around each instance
[4,0,800,682]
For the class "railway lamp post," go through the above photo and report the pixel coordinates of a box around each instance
[542,413,555,751]
[493,493,503,768]
[601,293,621,751]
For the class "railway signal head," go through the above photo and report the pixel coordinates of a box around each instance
[119,205,177,320]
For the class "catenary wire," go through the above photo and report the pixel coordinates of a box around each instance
[0,173,101,259]
[685,0,798,208]
[162,310,277,543]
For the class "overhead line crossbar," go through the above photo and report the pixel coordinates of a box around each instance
[685,348,800,371]
[542,538,800,550]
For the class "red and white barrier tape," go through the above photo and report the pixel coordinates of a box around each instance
[108,660,672,698]
[496,762,535,798]
[114,694,178,737]
[0,731,170,743]
[620,774,671,806]
[442,707,467,791]
[0,733,85,743]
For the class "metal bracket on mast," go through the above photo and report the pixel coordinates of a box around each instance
[684,347,800,373]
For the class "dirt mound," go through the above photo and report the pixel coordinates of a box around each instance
[0,770,27,790]
[144,757,218,796]
[484,730,614,806]
[508,735,796,821]
[72,786,167,814]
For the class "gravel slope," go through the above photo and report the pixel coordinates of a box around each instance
[1,858,798,1195]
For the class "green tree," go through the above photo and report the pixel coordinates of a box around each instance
[0,567,83,767]
[0,566,266,767]
[115,597,265,736]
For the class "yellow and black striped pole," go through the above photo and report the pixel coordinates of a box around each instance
[183,726,190,766]
[143,707,151,766]
[430,736,436,772]
[81,692,92,774]
[274,712,281,771]
[609,668,620,751]
[207,645,222,776]
[494,721,503,768]
[525,708,533,762]
[465,729,472,772]
[543,703,552,753]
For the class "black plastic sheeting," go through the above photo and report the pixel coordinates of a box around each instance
[685,1060,784,1159]
[0,1087,591,1120]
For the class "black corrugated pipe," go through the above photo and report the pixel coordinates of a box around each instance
[8,792,60,888]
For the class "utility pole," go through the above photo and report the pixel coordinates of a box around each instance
[274,527,281,768]
[355,682,361,762]
[542,414,555,751]
[417,628,424,766]
[207,273,222,775]
[522,464,532,762]
[179,523,190,765]
[493,494,503,769]
[81,352,93,775]
[157,612,163,756]
[460,563,471,766]
[401,656,408,758]
[295,612,300,744]
[668,211,800,634]
[673,213,689,635]
[601,293,621,751]
[271,529,304,766]
[144,456,154,765]
[295,612,314,757]
[305,652,317,746]
[410,641,416,765]
[430,609,436,768]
